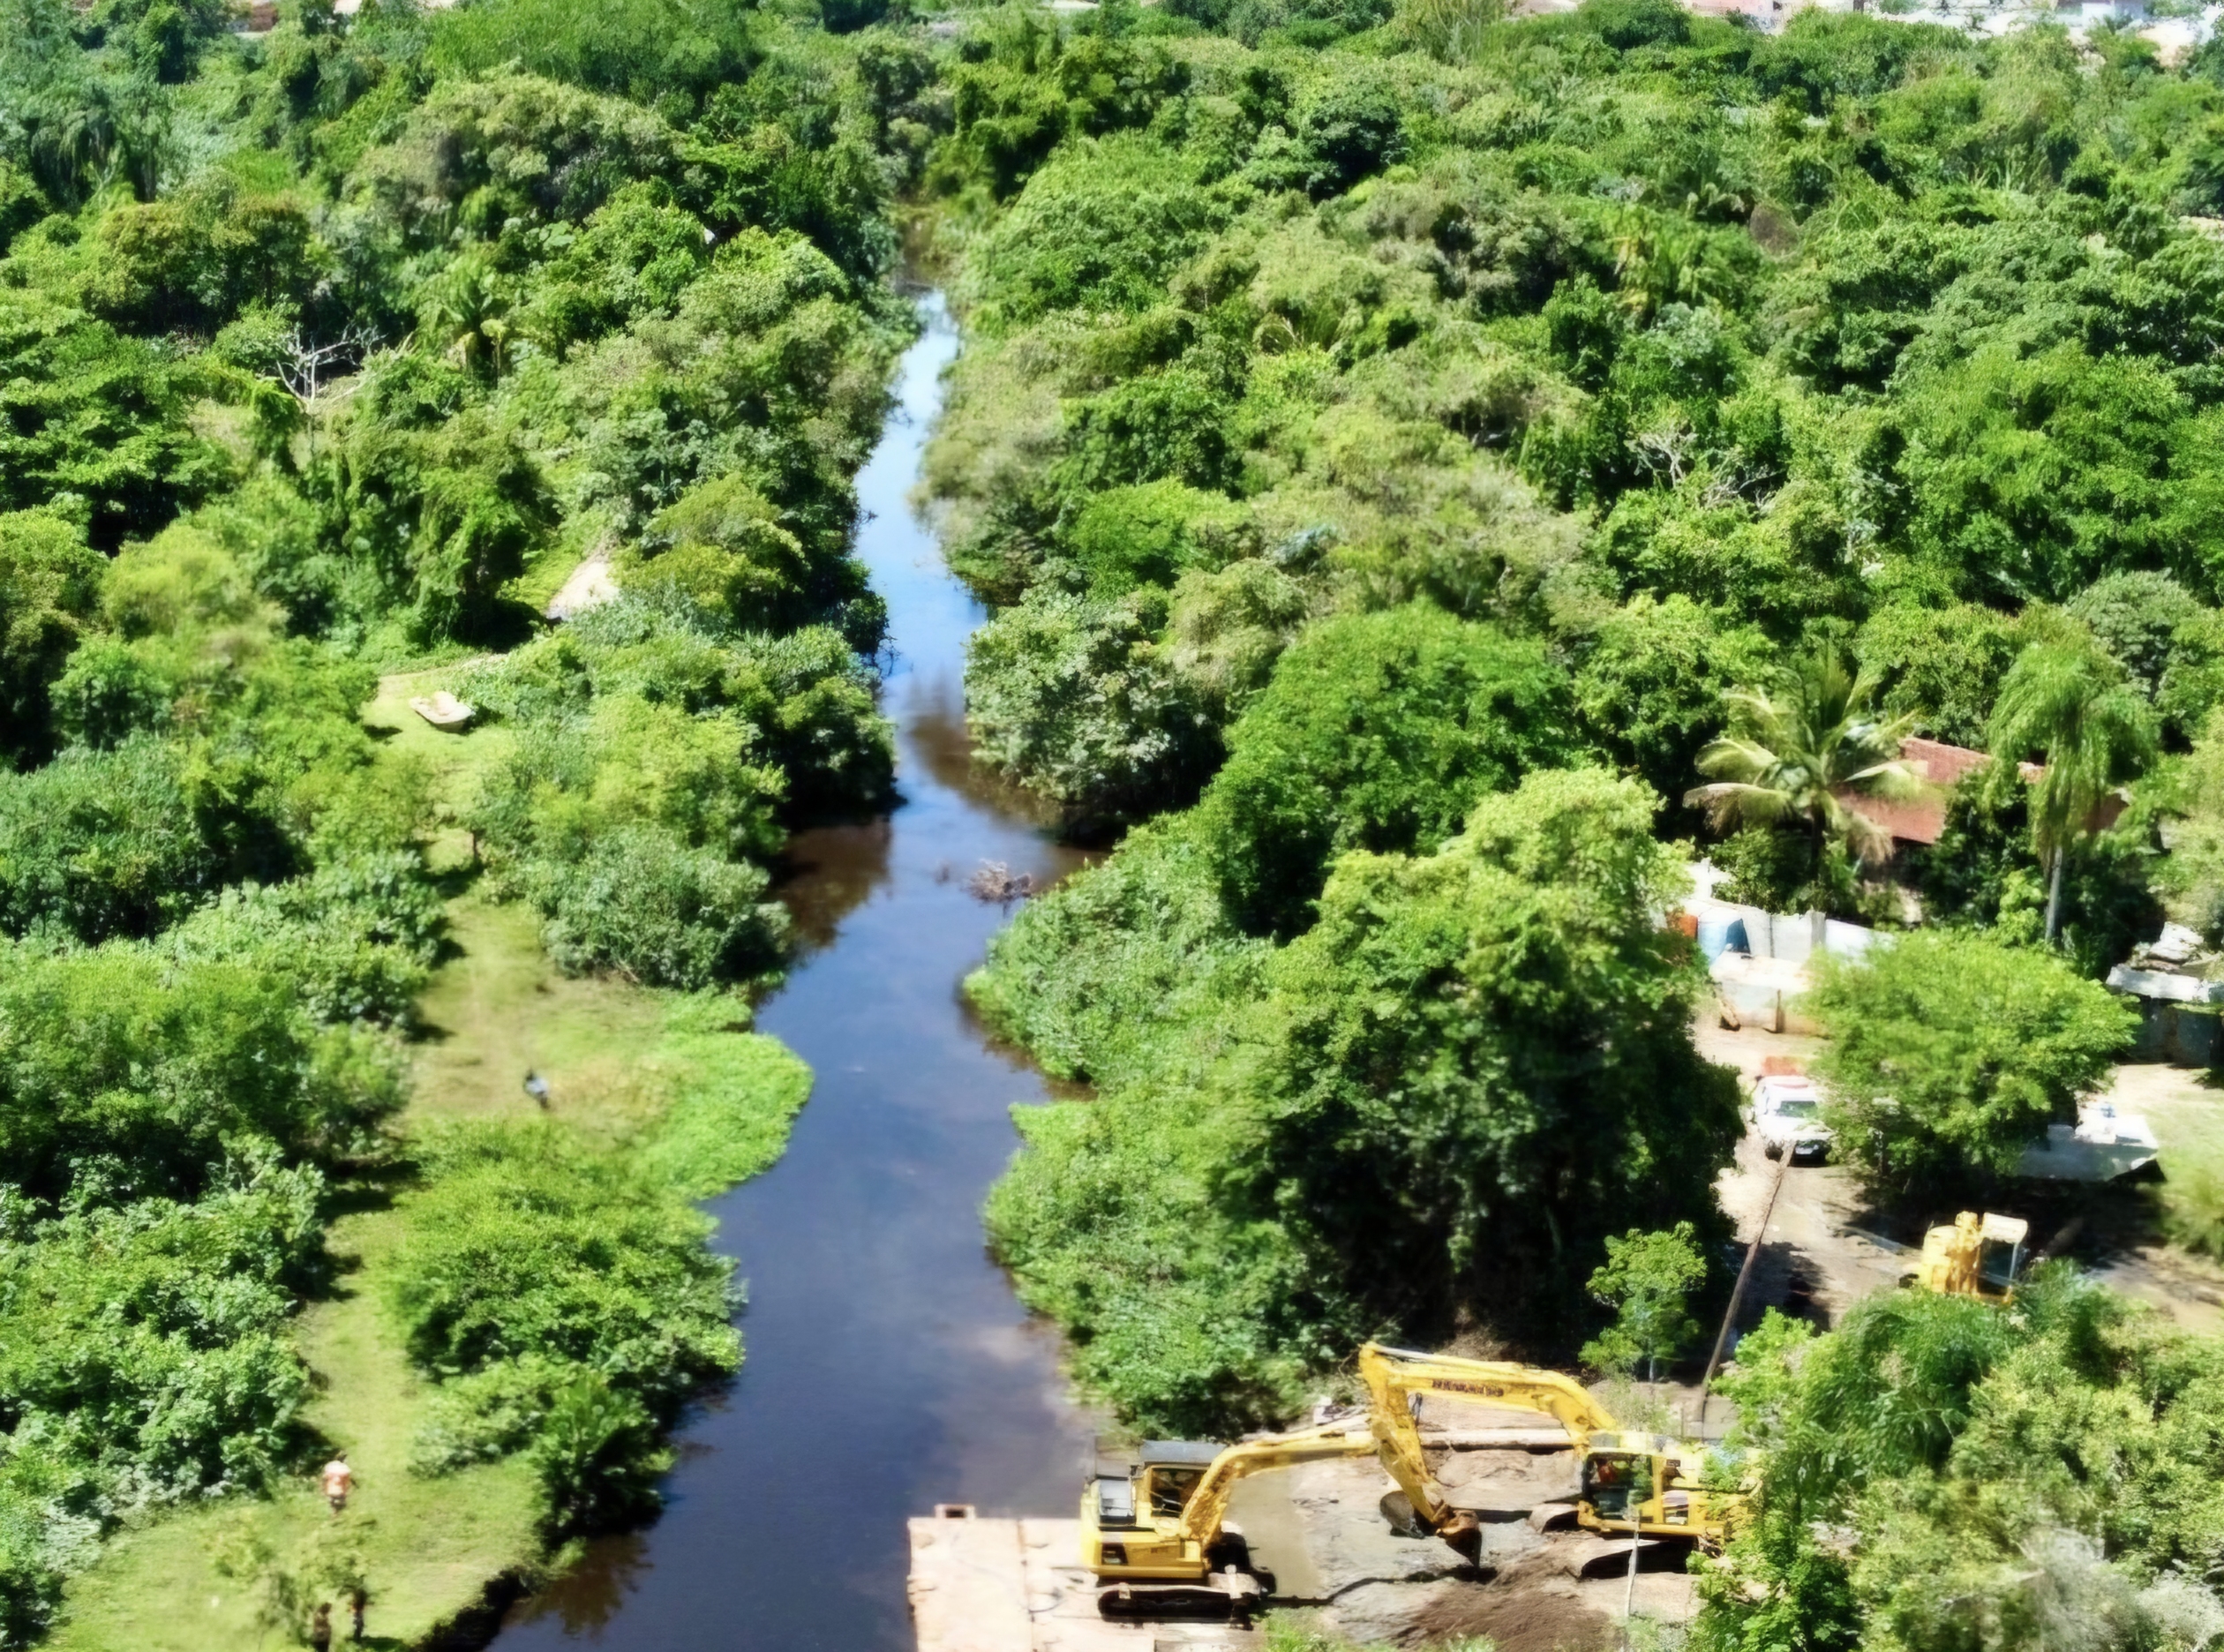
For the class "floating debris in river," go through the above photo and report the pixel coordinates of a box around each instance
[967,861,1037,904]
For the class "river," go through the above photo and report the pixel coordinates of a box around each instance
[492,294,1101,1650]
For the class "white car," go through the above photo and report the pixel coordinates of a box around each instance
[1749,1074,1832,1164]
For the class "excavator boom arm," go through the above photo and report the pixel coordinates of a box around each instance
[1175,1424,1383,1545]
[1359,1344,1619,1435]
[1357,1343,1619,1533]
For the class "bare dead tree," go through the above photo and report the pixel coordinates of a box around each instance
[271,324,381,458]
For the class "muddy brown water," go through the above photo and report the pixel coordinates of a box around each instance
[492,295,1101,1650]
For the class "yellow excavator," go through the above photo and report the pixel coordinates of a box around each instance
[1082,1342,1745,1616]
[1909,1211,2029,1302]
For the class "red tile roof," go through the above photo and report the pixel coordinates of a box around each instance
[1828,737,1986,846]
[1832,738,2123,850]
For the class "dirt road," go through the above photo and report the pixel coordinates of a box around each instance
[1700,1024,2224,1337]
[1698,1021,1915,1331]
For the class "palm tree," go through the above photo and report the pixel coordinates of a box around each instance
[1686,649,1921,904]
[417,255,514,380]
[1987,642,2156,945]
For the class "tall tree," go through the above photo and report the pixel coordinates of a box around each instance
[1809,931,2133,1195]
[1987,642,2156,945]
[1686,649,1920,906]
[1581,1223,1706,1387]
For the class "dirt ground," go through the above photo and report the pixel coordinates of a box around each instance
[1250,1020,2224,1650]
[1699,1019,1922,1333]
[1268,1441,1704,1650]
[2083,1063,2224,1334]
[1700,1020,2224,1338]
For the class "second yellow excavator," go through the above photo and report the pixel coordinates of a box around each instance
[1083,1342,1745,1616]
[1908,1211,2029,1302]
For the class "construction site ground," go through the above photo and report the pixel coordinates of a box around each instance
[911,1397,1705,1652]
[911,1020,2224,1652]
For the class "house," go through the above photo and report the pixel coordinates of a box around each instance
[1832,736,2128,860]
[1837,736,1994,852]
[2108,922,2224,1066]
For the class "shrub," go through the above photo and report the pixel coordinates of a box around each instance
[965,587,1213,824]
[0,508,103,766]
[0,944,404,1203]
[392,1125,741,1530]
[0,1164,324,1502]
[1196,605,1587,936]
[0,738,217,943]
[160,853,447,1025]
[532,825,788,989]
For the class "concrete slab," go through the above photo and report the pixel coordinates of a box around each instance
[911,1514,1261,1652]
[909,1515,1033,1652]
[1020,1520,1263,1651]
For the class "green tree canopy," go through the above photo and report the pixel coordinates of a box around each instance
[1702,1273,2224,1652]
[1198,604,1587,936]
[0,507,101,766]
[1809,931,2134,1195]
[1581,1222,1707,1384]
[1247,768,1739,1333]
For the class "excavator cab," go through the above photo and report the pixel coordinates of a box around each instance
[1580,1444,1657,1524]
[1083,1438,1279,1617]
[1911,1212,2029,1302]
[1146,1462,1206,1518]
[1578,1432,1740,1544]
[1084,1442,1231,1581]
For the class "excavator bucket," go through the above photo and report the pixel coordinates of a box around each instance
[1379,1489,1424,1536]
[1439,1511,1484,1565]
[1379,1491,1484,1563]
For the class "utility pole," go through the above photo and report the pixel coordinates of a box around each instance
[1698,1153,1791,1425]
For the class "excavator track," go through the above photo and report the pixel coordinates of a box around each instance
[1095,1568,1264,1622]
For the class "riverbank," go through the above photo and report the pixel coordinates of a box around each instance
[48,690,812,1652]
[484,297,1102,1652]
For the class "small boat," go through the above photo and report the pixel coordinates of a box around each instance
[408,691,476,731]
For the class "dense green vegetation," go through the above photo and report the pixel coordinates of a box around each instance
[1704,1273,2224,1652]
[924,1,2224,1643]
[982,765,1739,1429]
[16,0,2224,1644]
[0,0,915,1639]
[926,0,2224,1377]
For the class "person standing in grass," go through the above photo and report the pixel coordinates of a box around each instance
[321,1451,353,1513]
[349,1586,368,1641]
[309,1603,334,1652]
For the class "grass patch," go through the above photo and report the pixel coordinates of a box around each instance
[2132,1068,2224,1256]
[50,777,812,1648]
[362,668,517,875]
[49,1200,544,1652]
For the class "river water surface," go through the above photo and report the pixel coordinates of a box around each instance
[493,295,1101,1649]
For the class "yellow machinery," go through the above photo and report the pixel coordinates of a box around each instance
[1911,1211,2028,1302]
[1082,1342,1745,1616]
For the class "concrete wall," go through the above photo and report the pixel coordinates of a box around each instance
[2129,1002,2224,1066]
[1697,901,1890,1036]
[1695,905,1888,967]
